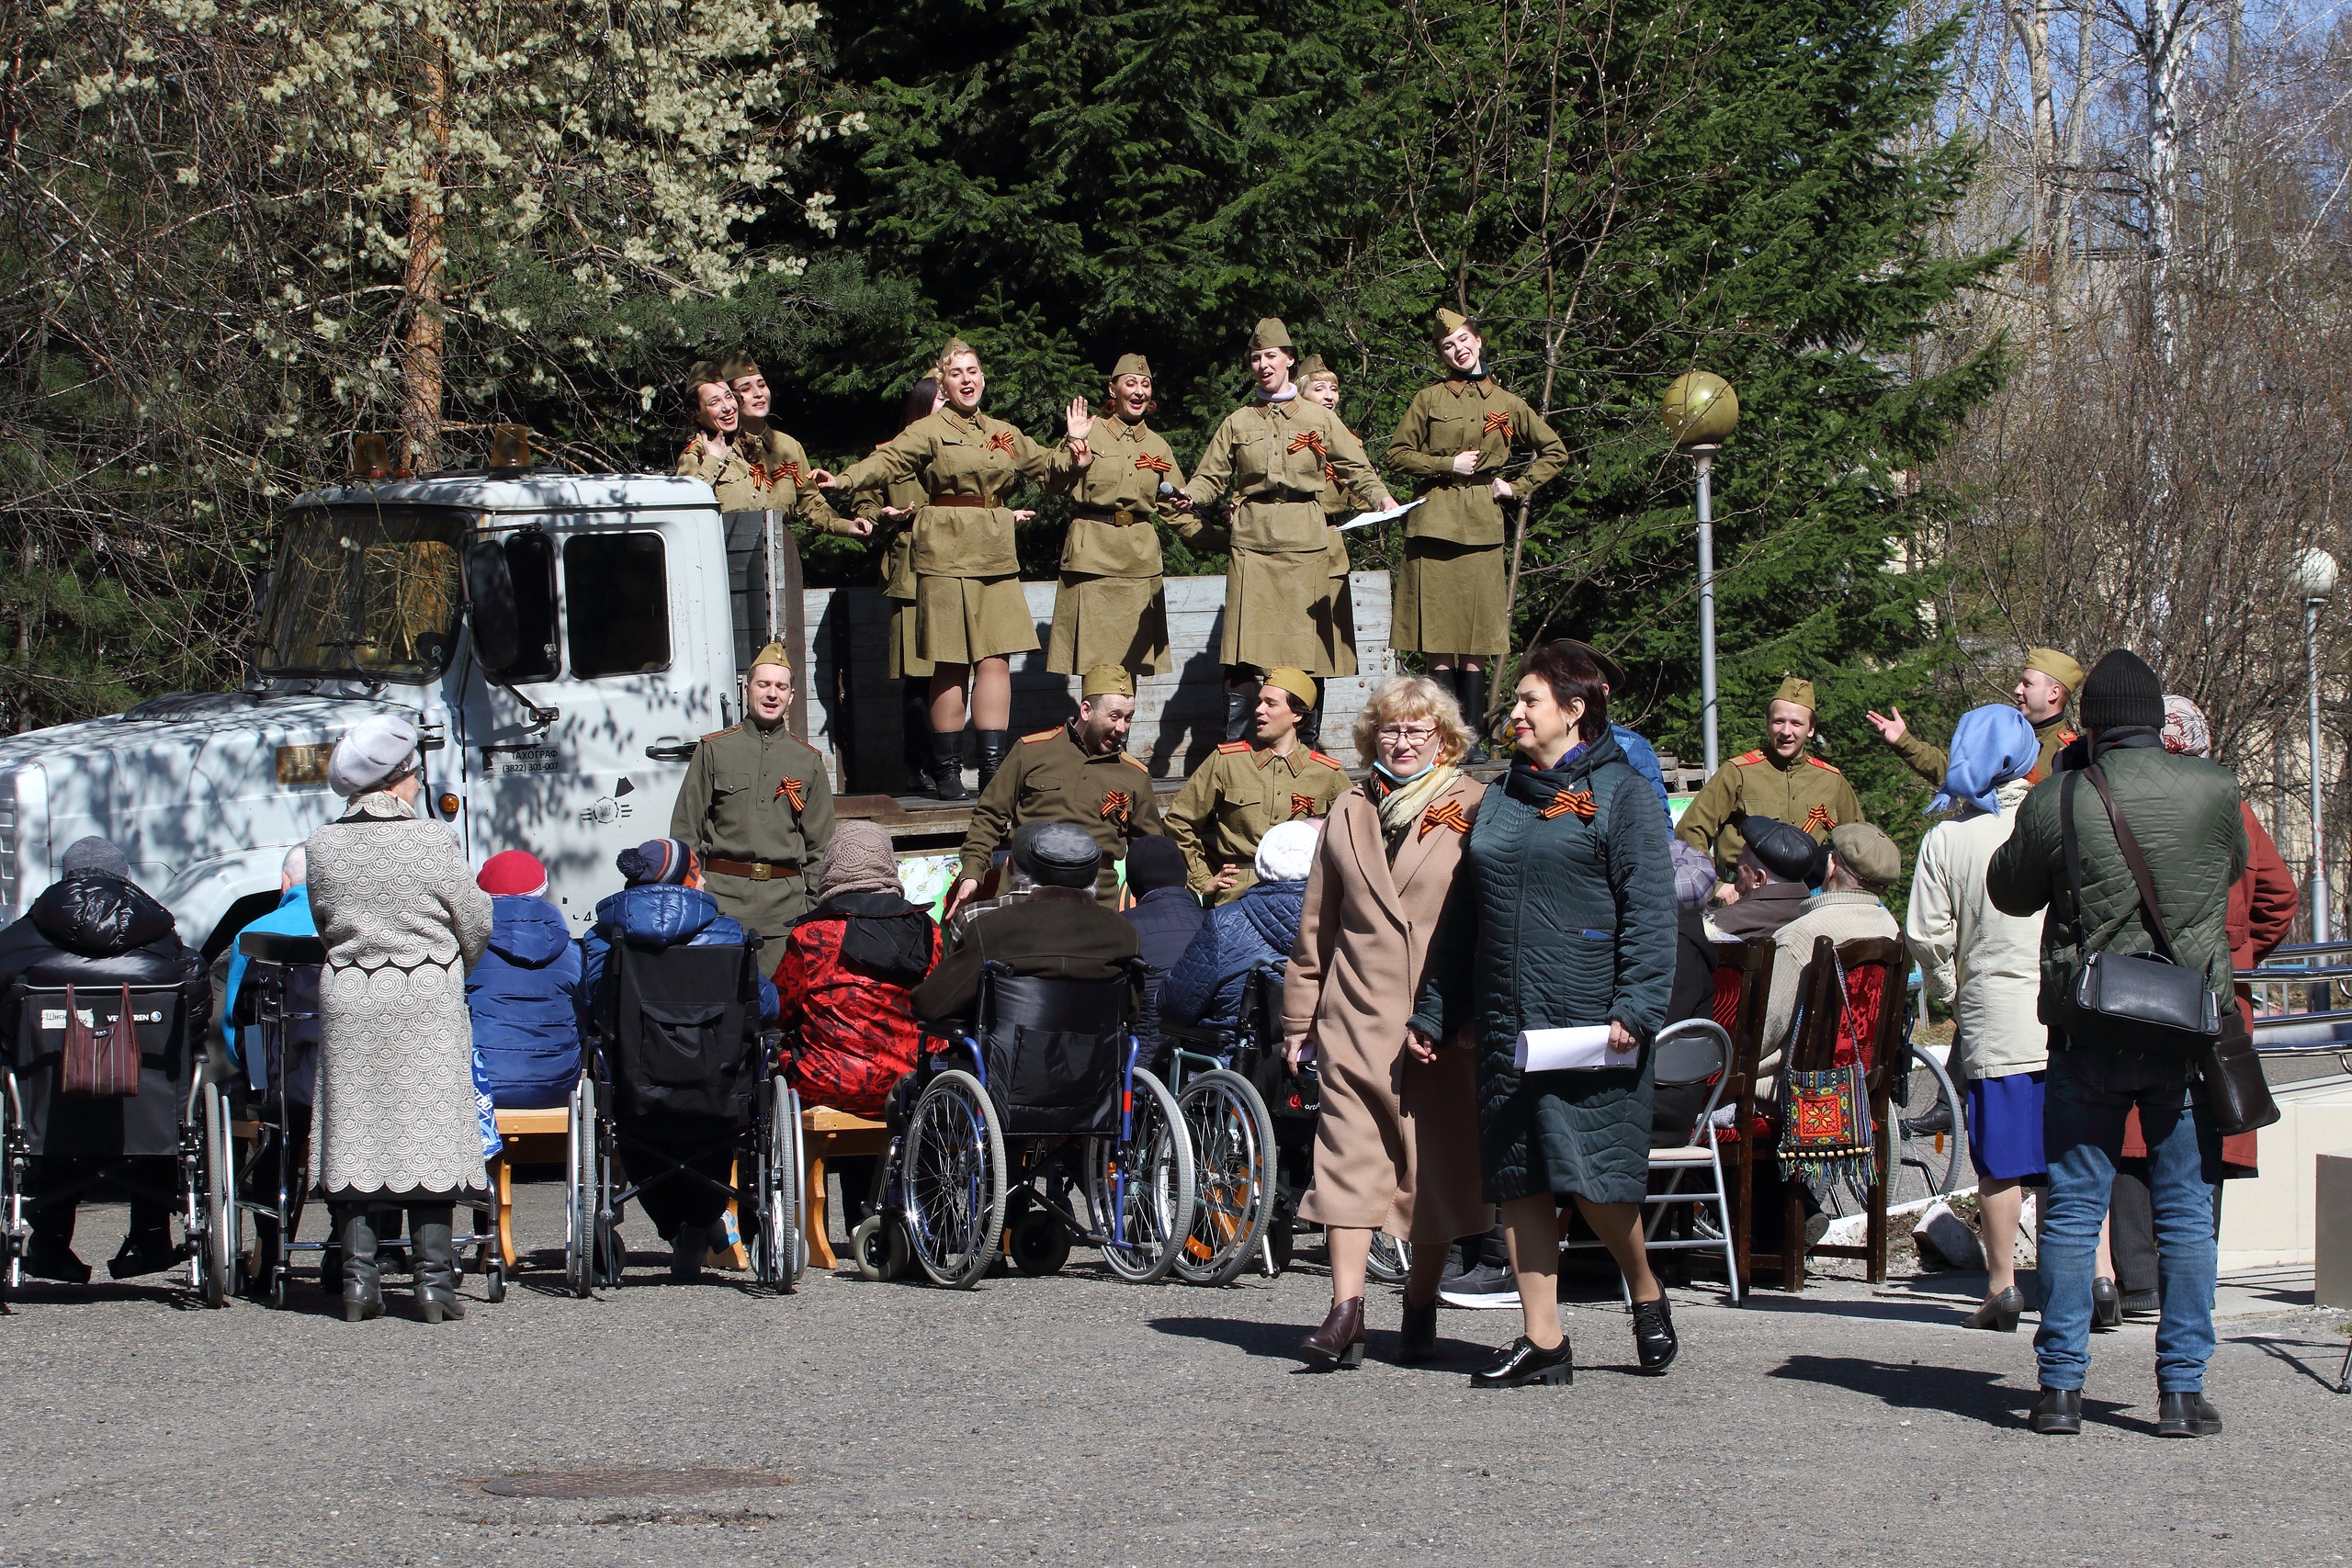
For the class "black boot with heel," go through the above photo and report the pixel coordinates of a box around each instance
[412,1205,465,1323]
[335,1205,382,1324]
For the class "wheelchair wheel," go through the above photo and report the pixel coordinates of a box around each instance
[851,1213,910,1281]
[754,1075,803,1291]
[484,1259,507,1303]
[1172,1068,1275,1287]
[564,1075,596,1297]
[198,1078,237,1308]
[1367,1232,1412,1286]
[903,1069,1006,1289]
[1087,1066,1195,1284]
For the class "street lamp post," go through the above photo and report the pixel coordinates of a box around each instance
[1663,372,1739,774]
[2294,546,2340,944]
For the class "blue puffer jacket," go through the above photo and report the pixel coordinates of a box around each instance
[221,885,314,1070]
[579,885,779,1028]
[1612,725,1674,822]
[1161,878,1306,1033]
[466,895,584,1110]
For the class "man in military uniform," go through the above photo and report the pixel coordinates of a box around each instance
[1674,675,1864,875]
[668,641,837,969]
[1164,667,1348,905]
[1867,647,2084,788]
[944,666,1167,918]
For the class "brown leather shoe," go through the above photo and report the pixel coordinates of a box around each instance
[1299,1296,1366,1368]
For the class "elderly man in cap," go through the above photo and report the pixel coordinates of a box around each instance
[1675,674,1865,876]
[946,666,1167,918]
[1712,815,1825,940]
[1163,666,1349,905]
[915,822,1143,1022]
[1869,647,2085,789]
[1046,353,1209,681]
[669,642,836,971]
[1755,822,1904,1072]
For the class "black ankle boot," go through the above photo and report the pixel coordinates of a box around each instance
[974,729,1012,790]
[1397,1292,1439,1365]
[900,680,931,792]
[411,1206,464,1323]
[930,733,968,802]
[334,1205,382,1324]
[1457,668,1490,763]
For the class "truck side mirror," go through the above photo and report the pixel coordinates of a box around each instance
[465,540,521,672]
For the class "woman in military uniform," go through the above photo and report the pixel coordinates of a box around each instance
[674,365,765,510]
[1297,355,1381,690]
[1382,310,1567,756]
[1180,320,1392,741]
[825,337,1091,800]
[1046,354,1205,679]
[845,378,944,791]
[718,352,873,544]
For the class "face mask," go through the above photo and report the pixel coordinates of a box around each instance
[1374,757,1433,785]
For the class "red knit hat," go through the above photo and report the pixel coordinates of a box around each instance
[477,850,549,897]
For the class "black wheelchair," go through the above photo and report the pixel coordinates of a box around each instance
[850,960,1194,1288]
[568,931,802,1293]
[1,975,232,1306]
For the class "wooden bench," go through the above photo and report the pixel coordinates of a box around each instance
[800,1106,889,1269]
[487,1108,570,1269]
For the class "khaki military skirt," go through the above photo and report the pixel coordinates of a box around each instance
[1393,536,1508,656]
[1049,572,1169,675]
[1222,547,1338,673]
[918,573,1037,664]
[887,596,933,680]
[1321,529,1358,678]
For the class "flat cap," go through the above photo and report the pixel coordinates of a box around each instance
[1249,317,1294,354]
[1012,820,1102,890]
[1738,814,1825,887]
[1830,822,1900,892]
[2024,647,2085,694]
[1772,674,1816,715]
[1081,664,1135,698]
[327,713,420,798]
[1261,667,1317,709]
[1110,353,1153,381]
[750,640,792,673]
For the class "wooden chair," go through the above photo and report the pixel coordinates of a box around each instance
[1710,941,1777,1297]
[1748,934,1911,1292]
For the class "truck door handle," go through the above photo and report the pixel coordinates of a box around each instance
[644,741,698,761]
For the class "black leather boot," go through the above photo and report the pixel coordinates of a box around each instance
[1396,1292,1439,1365]
[930,733,968,802]
[1222,687,1252,743]
[2156,1391,2222,1438]
[411,1205,464,1323]
[974,729,1012,790]
[2030,1387,2083,1435]
[1631,1294,1678,1373]
[1472,1334,1572,1388]
[334,1205,382,1323]
[1457,668,1490,763]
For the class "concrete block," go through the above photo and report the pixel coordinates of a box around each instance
[1916,1198,1985,1271]
[2317,1147,2352,1309]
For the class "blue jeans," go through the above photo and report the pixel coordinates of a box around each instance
[2036,1046,2222,1393]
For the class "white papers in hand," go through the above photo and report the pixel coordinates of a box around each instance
[1513,1025,1616,1073]
[1338,498,1425,531]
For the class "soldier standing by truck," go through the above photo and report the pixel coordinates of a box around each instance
[669,641,837,970]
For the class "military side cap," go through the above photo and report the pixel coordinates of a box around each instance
[1111,353,1152,381]
[1082,664,1135,698]
[2024,646,2086,694]
[1250,317,1294,353]
[1435,307,1470,339]
[750,640,792,672]
[1829,822,1900,892]
[1262,667,1318,708]
[1012,820,1101,889]
[1296,355,1337,386]
[1772,674,1816,714]
[718,350,760,384]
[1739,814,1825,886]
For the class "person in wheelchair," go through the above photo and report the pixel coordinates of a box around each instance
[1159,820,1317,1036]
[580,838,779,1281]
[220,844,322,1292]
[0,837,209,1283]
[911,822,1140,1024]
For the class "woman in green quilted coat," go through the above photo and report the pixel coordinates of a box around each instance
[1412,640,1678,1388]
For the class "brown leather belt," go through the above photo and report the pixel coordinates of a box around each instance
[1074,508,1148,526]
[705,857,802,881]
[932,494,989,508]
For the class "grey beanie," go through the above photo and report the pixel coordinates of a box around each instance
[60,836,132,881]
[1012,821,1101,889]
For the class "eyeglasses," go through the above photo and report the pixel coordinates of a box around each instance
[1376,724,1438,743]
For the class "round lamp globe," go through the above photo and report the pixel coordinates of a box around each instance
[1662,371,1738,447]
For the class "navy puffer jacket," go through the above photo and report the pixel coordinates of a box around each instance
[1161,878,1305,1033]
[466,895,584,1110]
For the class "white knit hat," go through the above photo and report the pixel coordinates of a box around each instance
[326,714,421,797]
[1254,819,1321,884]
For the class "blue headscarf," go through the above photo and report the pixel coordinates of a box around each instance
[1930,704,2040,815]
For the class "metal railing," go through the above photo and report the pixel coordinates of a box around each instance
[2238,940,2352,1062]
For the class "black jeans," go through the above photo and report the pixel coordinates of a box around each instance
[621,1117,740,1240]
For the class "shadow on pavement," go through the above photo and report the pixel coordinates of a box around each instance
[1766,1353,2056,1429]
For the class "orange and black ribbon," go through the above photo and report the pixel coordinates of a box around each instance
[1419,799,1473,839]
[1286,431,1327,458]
[1290,793,1318,819]
[1539,788,1598,820]
[775,776,808,811]
[985,429,1018,455]
[1803,804,1833,834]
[1482,410,1512,436]
[746,459,770,489]
[777,459,801,484]
[1100,790,1133,822]
[1323,462,1339,486]
[1134,452,1172,475]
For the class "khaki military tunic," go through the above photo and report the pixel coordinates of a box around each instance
[1314,424,1381,679]
[1383,378,1567,656]
[956,725,1167,901]
[1885,712,2078,791]
[1673,748,1865,876]
[1163,739,1350,904]
[675,436,768,511]
[1185,395,1383,673]
[1046,415,1203,675]
[669,720,838,969]
[834,408,1080,663]
[678,426,862,543]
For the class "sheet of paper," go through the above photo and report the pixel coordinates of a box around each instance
[1513,1025,1617,1073]
[1337,498,1424,531]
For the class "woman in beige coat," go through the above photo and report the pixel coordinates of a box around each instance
[1283,675,1491,1367]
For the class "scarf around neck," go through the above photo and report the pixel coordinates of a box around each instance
[1370,761,1459,839]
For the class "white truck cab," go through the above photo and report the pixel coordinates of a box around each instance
[0,468,793,957]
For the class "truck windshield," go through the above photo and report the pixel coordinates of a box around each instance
[261,504,467,680]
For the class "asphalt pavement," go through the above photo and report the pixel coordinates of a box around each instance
[1,1183,2346,1568]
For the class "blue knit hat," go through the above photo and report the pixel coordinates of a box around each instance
[616,837,698,886]
[1929,704,2039,816]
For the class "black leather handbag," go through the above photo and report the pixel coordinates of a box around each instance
[2059,766,2221,1056]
